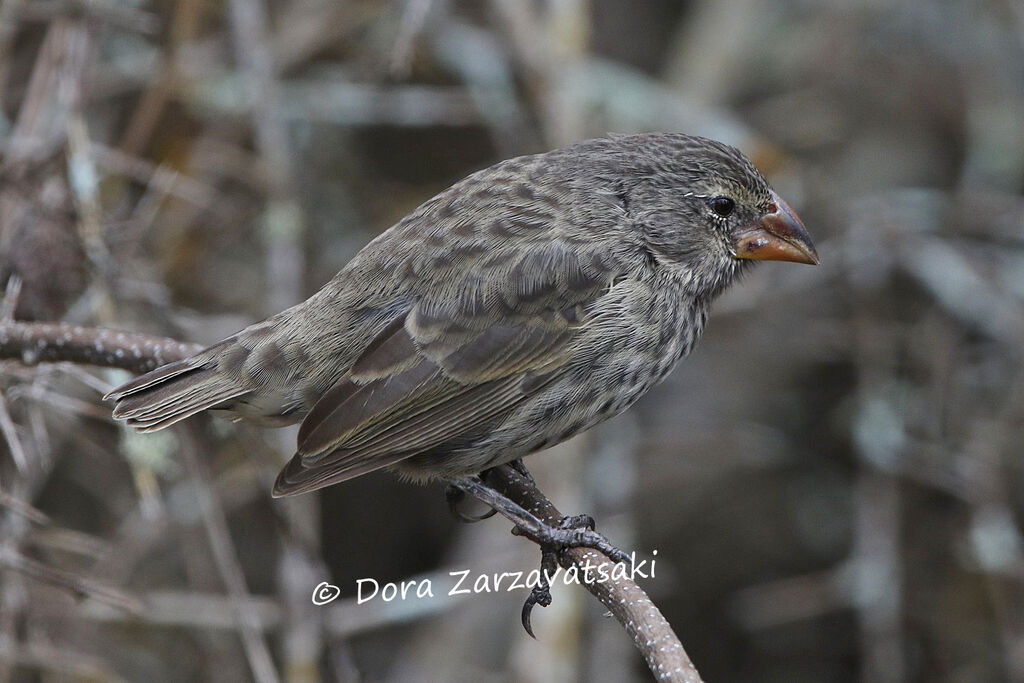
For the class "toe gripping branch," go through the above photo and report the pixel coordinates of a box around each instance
[450,463,631,638]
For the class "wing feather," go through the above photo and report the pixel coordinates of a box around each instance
[272,239,613,497]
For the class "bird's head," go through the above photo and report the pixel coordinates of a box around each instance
[602,133,818,297]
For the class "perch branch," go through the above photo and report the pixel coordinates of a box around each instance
[0,319,704,683]
[481,465,703,683]
[0,321,201,373]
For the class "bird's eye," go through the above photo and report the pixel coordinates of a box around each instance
[709,196,735,218]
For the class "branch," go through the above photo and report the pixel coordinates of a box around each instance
[0,319,705,683]
[0,321,201,373]
[482,465,703,683]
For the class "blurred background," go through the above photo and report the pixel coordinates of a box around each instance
[1,0,1023,681]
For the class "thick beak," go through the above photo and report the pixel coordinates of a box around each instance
[732,192,819,265]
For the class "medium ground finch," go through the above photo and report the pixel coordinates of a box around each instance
[106,133,817,497]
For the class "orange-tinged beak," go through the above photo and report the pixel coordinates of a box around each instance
[732,192,819,265]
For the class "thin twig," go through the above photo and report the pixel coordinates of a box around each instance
[0,320,202,373]
[90,143,219,210]
[0,490,50,525]
[77,556,486,635]
[14,383,115,421]
[1,276,22,321]
[10,0,159,34]
[224,4,321,681]
[390,0,434,77]
[0,545,143,613]
[179,422,281,683]
[0,392,29,473]
[0,640,129,683]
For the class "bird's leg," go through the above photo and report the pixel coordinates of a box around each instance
[450,471,631,635]
[451,473,630,562]
[507,458,534,483]
[444,484,497,523]
[445,459,531,523]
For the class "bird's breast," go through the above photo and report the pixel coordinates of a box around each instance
[545,279,709,434]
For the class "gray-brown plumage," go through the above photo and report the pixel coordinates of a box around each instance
[106,133,817,497]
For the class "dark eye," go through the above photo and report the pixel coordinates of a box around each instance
[709,196,735,217]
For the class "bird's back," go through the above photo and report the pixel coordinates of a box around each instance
[108,144,642,433]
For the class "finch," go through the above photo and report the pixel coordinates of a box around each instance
[106,133,817,496]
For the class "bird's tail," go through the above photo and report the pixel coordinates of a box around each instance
[105,342,249,432]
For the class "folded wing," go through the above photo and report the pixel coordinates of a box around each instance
[273,240,609,496]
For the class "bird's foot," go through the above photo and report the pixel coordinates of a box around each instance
[450,470,631,637]
[510,512,628,564]
[516,513,629,637]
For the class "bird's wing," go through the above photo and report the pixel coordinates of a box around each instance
[272,240,610,496]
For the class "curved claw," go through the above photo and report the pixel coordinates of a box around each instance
[459,507,498,523]
[521,602,535,638]
[445,484,498,523]
[520,545,558,637]
[521,584,552,638]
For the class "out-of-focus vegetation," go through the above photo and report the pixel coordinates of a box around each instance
[1,1,1023,681]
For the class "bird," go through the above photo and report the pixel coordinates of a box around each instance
[105,133,817,499]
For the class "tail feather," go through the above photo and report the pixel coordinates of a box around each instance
[107,354,249,432]
[104,358,197,401]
